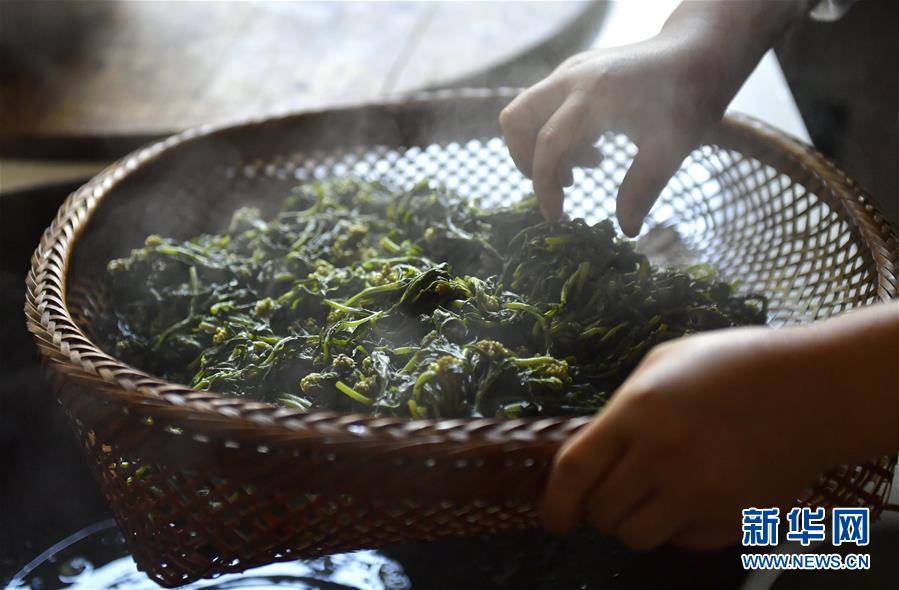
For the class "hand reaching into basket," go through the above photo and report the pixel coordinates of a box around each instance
[499,1,808,236]
[540,302,899,550]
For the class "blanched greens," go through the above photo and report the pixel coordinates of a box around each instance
[102,179,766,419]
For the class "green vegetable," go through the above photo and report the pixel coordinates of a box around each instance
[101,178,766,419]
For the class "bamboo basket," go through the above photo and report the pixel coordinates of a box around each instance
[25,89,898,587]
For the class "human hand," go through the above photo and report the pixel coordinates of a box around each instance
[499,2,806,235]
[499,37,727,236]
[540,327,837,550]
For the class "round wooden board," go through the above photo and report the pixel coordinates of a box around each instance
[0,1,606,159]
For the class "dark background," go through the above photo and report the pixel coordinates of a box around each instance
[0,180,111,582]
[776,0,899,226]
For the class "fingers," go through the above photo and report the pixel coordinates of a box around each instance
[559,164,574,189]
[584,445,655,534]
[556,141,601,189]
[541,411,626,534]
[616,496,691,551]
[499,82,565,178]
[616,136,691,237]
[569,141,603,169]
[501,85,598,221]
[532,94,591,221]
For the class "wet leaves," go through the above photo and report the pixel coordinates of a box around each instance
[102,179,766,419]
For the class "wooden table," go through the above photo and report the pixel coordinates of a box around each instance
[0,1,606,159]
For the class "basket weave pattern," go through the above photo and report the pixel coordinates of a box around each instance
[25,89,898,587]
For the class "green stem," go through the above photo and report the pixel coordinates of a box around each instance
[379,236,402,254]
[335,380,373,406]
[152,315,195,351]
[408,399,427,419]
[504,302,551,353]
[324,299,367,315]
[343,280,406,307]
[412,369,438,401]
[335,311,384,332]
[510,356,558,368]
[401,350,424,373]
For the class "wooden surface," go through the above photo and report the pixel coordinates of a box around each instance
[0,1,604,158]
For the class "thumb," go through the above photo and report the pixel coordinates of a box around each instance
[616,137,691,237]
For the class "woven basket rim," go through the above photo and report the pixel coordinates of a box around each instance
[24,88,899,444]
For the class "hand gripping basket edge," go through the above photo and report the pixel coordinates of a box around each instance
[24,88,898,587]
